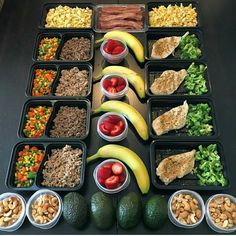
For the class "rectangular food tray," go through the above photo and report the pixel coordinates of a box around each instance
[39,3,95,30]
[94,4,147,33]
[147,1,202,30]
[145,29,205,61]
[150,140,230,191]
[33,31,94,62]
[18,99,91,140]
[145,61,211,97]
[6,141,87,191]
[26,62,93,99]
[147,97,219,139]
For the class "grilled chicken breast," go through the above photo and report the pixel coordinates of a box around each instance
[151,36,181,59]
[152,101,188,136]
[150,69,187,95]
[156,149,196,185]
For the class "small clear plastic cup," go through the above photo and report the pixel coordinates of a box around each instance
[100,74,129,100]
[26,189,63,229]
[168,190,205,229]
[205,194,236,233]
[93,159,130,194]
[100,38,129,64]
[97,112,128,142]
[0,192,26,232]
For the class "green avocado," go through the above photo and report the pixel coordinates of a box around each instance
[117,192,142,229]
[90,192,115,230]
[143,195,168,230]
[63,192,88,229]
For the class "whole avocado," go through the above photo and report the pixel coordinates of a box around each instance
[117,192,142,229]
[63,192,88,229]
[143,195,168,230]
[90,192,115,230]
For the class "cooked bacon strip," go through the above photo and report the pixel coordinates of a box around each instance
[99,20,143,29]
[99,12,143,22]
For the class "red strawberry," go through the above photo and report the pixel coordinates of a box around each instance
[104,175,120,189]
[110,125,123,136]
[112,46,124,55]
[110,77,119,87]
[103,121,115,131]
[108,115,121,124]
[107,87,117,93]
[117,120,125,130]
[116,85,126,92]
[118,172,126,183]
[97,166,112,180]
[99,123,110,135]
[104,39,121,54]
[98,177,105,185]
[103,79,112,89]
[112,162,123,175]
[118,77,126,86]
[103,163,113,169]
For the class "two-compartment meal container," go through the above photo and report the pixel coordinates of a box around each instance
[150,140,230,191]
[32,31,94,62]
[25,62,93,99]
[5,141,87,192]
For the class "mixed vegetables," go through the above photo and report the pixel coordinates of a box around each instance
[37,37,60,61]
[194,144,228,186]
[186,103,213,136]
[14,145,45,187]
[185,63,208,95]
[23,106,52,138]
[32,69,57,96]
[179,32,201,59]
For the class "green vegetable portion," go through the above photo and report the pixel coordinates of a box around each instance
[185,63,208,95]
[194,144,228,186]
[186,103,213,136]
[179,32,202,59]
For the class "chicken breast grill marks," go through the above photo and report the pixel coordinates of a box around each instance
[151,36,181,59]
[152,101,189,136]
[156,149,196,185]
[150,69,187,95]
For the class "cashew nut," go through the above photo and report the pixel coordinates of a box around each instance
[35,215,44,224]
[190,214,196,224]
[4,210,12,217]
[224,203,235,212]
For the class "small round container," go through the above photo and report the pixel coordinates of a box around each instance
[26,189,62,230]
[100,38,129,64]
[100,74,129,100]
[0,192,26,232]
[93,159,130,194]
[168,190,205,229]
[205,194,236,233]
[97,112,128,142]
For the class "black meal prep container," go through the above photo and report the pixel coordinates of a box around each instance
[147,97,218,139]
[150,140,230,191]
[18,99,91,140]
[94,4,147,33]
[146,1,202,30]
[5,141,87,191]
[145,29,205,61]
[145,61,211,97]
[39,3,95,30]
[33,31,94,62]
[26,62,93,99]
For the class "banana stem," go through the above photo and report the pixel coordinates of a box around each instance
[95,37,104,44]
[87,153,100,163]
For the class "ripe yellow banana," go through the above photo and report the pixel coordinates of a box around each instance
[93,100,149,141]
[87,144,150,194]
[94,66,145,99]
[96,30,145,63]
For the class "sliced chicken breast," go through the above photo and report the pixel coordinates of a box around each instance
[152,101,189,136]
[151,36,181,59]
[156,149,196,185]
[150,69,187,95]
